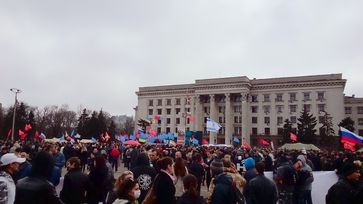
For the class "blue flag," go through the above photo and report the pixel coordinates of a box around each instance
[233,137,240,143]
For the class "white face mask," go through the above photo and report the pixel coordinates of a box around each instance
[134,190,141,199]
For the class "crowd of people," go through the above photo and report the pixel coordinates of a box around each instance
[0,139,363,204]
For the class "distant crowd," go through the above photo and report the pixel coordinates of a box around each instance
[0,139,363,204]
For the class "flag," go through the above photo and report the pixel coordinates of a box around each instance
[186,115,196,123]
[35,131,40,139]
[271,141,275,150]
[65,131,69,138]
[60,135,65,142]
[206,118,222,133]
[19,130,27,140]
[40,133,46,140]
[91,137,97,143]
[233,137,240,143]
[242,142,251,149]
[290,133,298,142]
[70,130,76,137]
[7,129,11,137]
[258,138,270,146]
[24,124,32,132]
[74,134,81,139]
[340,127,363,145]
[202,139,208,145]
[105,132,111,141]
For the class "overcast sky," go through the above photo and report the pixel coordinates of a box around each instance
[1,0,362,116]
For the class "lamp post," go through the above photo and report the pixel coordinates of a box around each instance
[10,88,21,142]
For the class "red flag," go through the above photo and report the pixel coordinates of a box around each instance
[243,142,251,149]
[19,130,27,140]
[258,138,270,146]
[34,131,40,139]
[24,124,32,132]
[105,132,111,141]
[7,129,12,137]
[186,115,196,123]
[202,139,208,145]
[342,140,356,152]
[290,133,298,142]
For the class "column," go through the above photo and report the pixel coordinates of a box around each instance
[210,94,217,144]
[190,96,195,131]
[180,97,186,133]
[241,93,250,144]
[171,98,176,133]
[195,95,203,132]
[161,98,166,133]
[225,93,232,144]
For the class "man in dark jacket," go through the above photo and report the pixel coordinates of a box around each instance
[131,153,156,203]
[326,161,361,204]
[15,151,63,204]
[211,173,236,204]
[60,157,89,204]
[246,162,278,204]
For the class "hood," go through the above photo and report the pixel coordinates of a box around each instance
[297,155,306,166]
[215,173,233,186]
[244,157,255,171]
[135,152,150,166]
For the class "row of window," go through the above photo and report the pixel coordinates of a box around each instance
[345,106,363,114]
[251,92,325,103]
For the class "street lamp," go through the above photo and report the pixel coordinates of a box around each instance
[10,88,21,142]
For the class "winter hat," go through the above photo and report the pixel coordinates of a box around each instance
[210,158,224,177]
[0,153,25,166]
[244,157,255,171]
[342,161,360,177]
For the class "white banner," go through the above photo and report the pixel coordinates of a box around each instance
[265,171,338,204]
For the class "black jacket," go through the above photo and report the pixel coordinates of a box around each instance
[246,174,278,204]
[326,178,361,204]
[15,177,63,204]
[60,168,89,204]
[87,167,111,204]
[131,153,156,203]
[211,173,235,204]
[154,171,176,204]
[177,191,206,204]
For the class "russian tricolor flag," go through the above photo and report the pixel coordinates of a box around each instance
[340,127,363,145]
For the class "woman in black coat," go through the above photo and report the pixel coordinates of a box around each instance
[153,157,176,204]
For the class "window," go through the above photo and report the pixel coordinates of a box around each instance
[251,106,258,113]
[166,127,170,133]
[358,118,363,125]
[158,119,161,124]
[166,109,171,115]
[219,106,225,113]
[219,117,225,123]
[303,92,311,101]
[234,127,242,135]
[187,118,190,124]
[263,94,270,102]
[204,107,209,114]
[166,99,171,106]
[234,106,241,113]
[234,96,242,102]
[176,98,181,105]
[277,117,283,125]
[218,127,225,135]
[263,105,270,113]
[290,105,297,113]
[186,108,190,113]
[252,128,258,135]
[148,100,153,106]
[157,127,161,134]
[265,128,270,135]
[358,107,363,114]
[176,108,181,114]
[264,117,270,125]
[276,105,283,113]
[167,118,171,124]
[148,109,153,115]
[291,116,297,124]
[278,128,284,135]
[157,99,162,106]
[345,107,352,114]
[251,95,258,102]
[359,130,363,136]
[157,109,162,115]
[276,93,283,102]
[317,92,325,101]
[289,93,297,101]
[318,104,325,113]
[304,104,311,112]
[252,117,258,124]
[176,118,180,124]
[234,116,241,123]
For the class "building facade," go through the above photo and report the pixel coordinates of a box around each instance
[135,74,353,145]
[344,95,363,136]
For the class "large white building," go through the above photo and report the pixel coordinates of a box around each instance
[135,73,362,145]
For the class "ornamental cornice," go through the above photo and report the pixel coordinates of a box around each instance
[251,81,345,91]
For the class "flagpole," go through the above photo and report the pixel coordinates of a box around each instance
[10,88,21,142]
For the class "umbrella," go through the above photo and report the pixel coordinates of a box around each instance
[80,139,94,144]
[124,140,141,146]
[278,143,320,151]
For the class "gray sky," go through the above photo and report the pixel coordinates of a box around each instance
[1,0,362,116]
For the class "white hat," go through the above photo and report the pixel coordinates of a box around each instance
[0,153,26,166]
